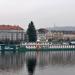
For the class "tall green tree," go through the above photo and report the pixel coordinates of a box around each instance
[27,21,37,42]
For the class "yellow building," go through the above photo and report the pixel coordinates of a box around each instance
[46,31,63,41]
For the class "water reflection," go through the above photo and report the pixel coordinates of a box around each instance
[37,51,75,66]
[0,53,25,71]
[25,51,75,67]
[0,51,75,74]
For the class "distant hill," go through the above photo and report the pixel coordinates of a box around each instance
[47,26,75,32]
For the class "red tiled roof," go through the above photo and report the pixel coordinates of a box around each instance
[0,25,24,30]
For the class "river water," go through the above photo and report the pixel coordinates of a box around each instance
[0,51,75,75]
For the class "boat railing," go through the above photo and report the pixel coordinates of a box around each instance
[21,42,75,49]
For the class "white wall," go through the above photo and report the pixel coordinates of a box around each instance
[0,30,25,41]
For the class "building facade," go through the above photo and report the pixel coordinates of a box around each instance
[47,31,75,41]
[0,25,25,43]
[46,26,75,42]
[37,28,48,42]
[63,31,75,41]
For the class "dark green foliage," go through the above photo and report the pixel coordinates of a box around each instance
[27,21,37,42]
[48,39,52,42]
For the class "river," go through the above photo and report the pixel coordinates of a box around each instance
[0,51,75,75]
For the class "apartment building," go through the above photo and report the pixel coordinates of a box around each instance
[37,28,48,42]
[0,25,25,43]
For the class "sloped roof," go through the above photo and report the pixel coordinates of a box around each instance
[38,28,48,33]
[0,25,24,30]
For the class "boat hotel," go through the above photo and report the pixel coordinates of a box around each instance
[0,41,75,53]
[20,42,75,51]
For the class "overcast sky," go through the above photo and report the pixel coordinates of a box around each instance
[0,0,75,29]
